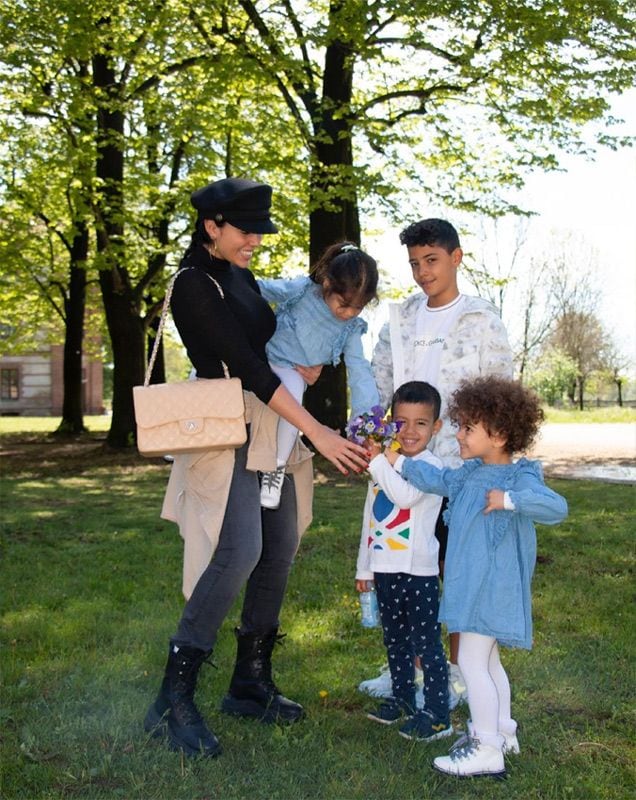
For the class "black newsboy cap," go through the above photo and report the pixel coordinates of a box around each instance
[190,177,278,234]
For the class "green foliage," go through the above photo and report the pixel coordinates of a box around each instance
[529,348,579,405]
[1,0,635,438]
[1,444,634,798]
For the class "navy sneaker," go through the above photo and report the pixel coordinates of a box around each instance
[366,700,412,725]
[399,709,453,741]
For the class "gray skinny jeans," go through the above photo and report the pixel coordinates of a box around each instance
[172,438,299,652]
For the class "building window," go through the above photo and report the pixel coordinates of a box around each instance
[1,368,19,400]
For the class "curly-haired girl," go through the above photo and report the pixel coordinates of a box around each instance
[383,376,568,778]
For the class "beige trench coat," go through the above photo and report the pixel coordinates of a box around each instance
[161,391,314,599]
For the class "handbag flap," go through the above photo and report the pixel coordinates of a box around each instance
[133,378,245,429]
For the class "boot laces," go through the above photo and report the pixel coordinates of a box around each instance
[258,631,286,692]
[449,734,480,761]
[171,651,216,726]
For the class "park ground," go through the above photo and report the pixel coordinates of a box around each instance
[1,415,634,799]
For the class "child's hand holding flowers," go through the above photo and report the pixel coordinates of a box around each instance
[346,406,402,464]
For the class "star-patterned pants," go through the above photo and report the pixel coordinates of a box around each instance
[374,572,449,719]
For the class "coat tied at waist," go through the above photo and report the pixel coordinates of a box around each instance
[161,391,314,599]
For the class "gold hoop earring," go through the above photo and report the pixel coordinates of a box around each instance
[211,239,218,258]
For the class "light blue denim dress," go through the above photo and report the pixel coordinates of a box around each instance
[258,276,380,416]
[399,457,568,649]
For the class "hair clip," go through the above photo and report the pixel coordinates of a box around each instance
[340,243,358,252]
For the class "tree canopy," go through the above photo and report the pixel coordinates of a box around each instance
[1,0,634,441]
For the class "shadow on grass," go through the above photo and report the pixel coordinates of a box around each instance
[1,443,634,799]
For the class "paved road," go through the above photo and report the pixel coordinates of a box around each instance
[529,423,636,483]
[530,423,635,462]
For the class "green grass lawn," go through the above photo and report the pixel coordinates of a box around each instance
[0,404,634,438]
[1,442,634,799]
[542,406,636,424]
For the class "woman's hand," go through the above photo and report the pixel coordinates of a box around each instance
[484,489,505,514]
[268,383,368,475]
[365,439,382,460]
[294,364,323,386]
[355,579,374,593]
[310,424,369,475]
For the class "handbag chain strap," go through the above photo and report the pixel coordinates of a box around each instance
[144,268,230,387]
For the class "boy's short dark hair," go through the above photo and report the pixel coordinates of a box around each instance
[391,381,441,420]
[399,219,461,253]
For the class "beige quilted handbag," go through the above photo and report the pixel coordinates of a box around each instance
[133,270,247,457]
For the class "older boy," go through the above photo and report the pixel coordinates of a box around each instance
[360,218,513,707]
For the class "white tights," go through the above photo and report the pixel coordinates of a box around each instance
[457,632,516,748]
[269,364,306,467]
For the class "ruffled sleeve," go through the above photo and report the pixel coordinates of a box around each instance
[506,458,568,525]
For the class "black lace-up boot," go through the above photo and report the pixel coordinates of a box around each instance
[221,627,305,723]
[144,644,221,757]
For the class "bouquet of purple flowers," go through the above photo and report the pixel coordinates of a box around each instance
[345,405,401,448]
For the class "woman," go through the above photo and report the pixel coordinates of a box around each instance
[144,177,368,757]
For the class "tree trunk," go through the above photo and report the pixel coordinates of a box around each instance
[304,31,358,430]
[93,44,144,448]
[100,270,145,446]
[56,223,89,434]
[616,378,623,407]
[147,309,166,385]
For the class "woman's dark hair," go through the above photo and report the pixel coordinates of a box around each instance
[180,216,226,265]
[391,381,441,420]
[448,376,544,454]
[310,241,379,307]
[399,219,460,253]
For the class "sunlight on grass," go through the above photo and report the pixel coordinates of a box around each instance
[543,406,636,423]
[0,415,111,434]
[1,448,634,800]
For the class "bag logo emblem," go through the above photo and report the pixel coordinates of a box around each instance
[185,420,199,432]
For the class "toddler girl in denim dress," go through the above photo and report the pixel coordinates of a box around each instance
[257,241,380,508]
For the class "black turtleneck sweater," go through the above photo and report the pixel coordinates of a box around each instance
[170,244,281,404]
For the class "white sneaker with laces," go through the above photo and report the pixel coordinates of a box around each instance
[358,664,424,702]
[260,467,286,509]
[433,734,506,779]
[357,664,392,698]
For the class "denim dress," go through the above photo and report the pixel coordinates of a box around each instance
[399,457,568,649]
[258,276,380,416]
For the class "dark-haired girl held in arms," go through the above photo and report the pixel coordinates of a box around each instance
[256,242,381,508]
[380,376,568,779]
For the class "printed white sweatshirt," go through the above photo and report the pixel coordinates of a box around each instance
[355,448,443,580]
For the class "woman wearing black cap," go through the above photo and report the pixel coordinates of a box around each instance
[144,177,369,757]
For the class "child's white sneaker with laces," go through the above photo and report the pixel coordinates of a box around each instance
[433,733,506,779]
[357,664,392,697]
[357,664,424,703]
[260,467,286,509]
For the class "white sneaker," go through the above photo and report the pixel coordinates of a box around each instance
[448,662,468,709]
[358,664,392,698]
[260,467,286,509]
[467,719,520,755]
[433,735,506,779]
[357,664,424,701]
